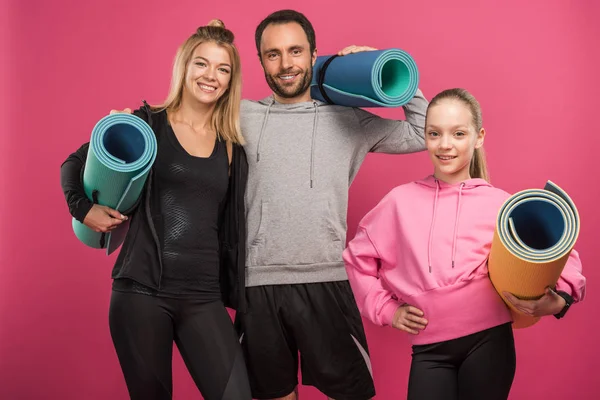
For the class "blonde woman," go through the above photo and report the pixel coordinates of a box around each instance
[60,20,251,400]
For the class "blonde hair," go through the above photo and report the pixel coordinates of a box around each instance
[155,19,244,144]
[426,88,489,182]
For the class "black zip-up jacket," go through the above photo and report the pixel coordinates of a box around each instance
[60,103,248,311]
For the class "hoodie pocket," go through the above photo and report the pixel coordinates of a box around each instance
[248,198,343,266]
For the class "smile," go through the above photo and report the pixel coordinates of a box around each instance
[278,73,299,81]
[198,83,216,92]
[437,155,457,161]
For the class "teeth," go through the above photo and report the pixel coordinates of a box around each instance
[199,84,216,91]
[280,75,295,80]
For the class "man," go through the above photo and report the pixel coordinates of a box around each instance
[236,9,429,400]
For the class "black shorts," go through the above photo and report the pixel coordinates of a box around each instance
[234,281,375,400]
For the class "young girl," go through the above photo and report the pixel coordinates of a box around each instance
[342,88,586,400]
[60,21,251,400]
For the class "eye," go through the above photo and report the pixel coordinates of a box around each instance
[428,131,439,137]
[292,49,302,55]
[218,67,230,74]
[455,131,466,137]
[267,53,278,60]
[195,62,207,67]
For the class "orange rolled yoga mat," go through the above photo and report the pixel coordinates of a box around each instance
[488,181,580,329]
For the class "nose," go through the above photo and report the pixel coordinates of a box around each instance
[203,66,217,81]
[281,53,293,70]
[439,134,452,150]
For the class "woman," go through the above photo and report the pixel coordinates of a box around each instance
[342,88,586,400]
[60,20,251,400]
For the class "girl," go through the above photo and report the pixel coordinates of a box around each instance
[342,88,585,400]
[60,20,251,400]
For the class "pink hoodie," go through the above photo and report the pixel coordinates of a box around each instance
[343,175,586,345]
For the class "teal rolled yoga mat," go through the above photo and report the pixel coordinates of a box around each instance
[72,113,157,255]
[310,48,419,107]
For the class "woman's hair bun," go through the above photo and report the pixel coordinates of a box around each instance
[207,19,225,29]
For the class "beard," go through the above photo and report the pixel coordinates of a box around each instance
[265,65,313,100]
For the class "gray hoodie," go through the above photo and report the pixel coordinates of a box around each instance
[241,89,428,287]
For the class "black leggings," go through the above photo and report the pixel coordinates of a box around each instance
[109,290,251,400]
[408,323,516,400]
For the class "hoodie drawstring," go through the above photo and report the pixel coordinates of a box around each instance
[310,102,319,188]
[427,179,440,273]
[256,99,319,188]
[428,180,465,273]
[451,183,465,268]
[256,100,274,162]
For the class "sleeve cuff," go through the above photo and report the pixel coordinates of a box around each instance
[380,299,401,327]
[73,199,94,223]
[555,281,573,298]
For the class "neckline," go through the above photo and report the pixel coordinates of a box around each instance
[164,112,218,159]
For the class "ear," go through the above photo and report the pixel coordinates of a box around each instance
[257,40,266,69]
[312,48,318,67]
[475,128,486,149]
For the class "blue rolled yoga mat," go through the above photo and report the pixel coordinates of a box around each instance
[310,48,419,107]
[72,113,157,255]
[488,181,580,328]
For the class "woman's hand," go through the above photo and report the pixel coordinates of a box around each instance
[83,204,127,233]
[110,108,132,114]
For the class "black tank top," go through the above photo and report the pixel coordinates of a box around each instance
[153,114,229,298]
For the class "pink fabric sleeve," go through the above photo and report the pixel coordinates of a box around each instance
[555,249,586,302]
[343,226,400,327]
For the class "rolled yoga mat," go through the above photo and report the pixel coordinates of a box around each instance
[72,113,157,255]
[310,48,419,107]
[488,181,580,329]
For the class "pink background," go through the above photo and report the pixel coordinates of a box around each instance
[1,0,599,398]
